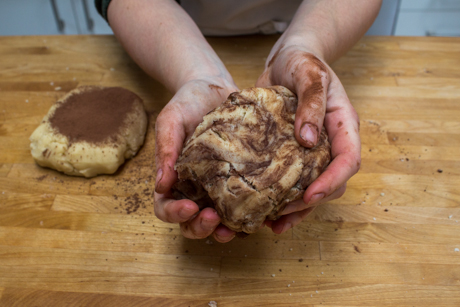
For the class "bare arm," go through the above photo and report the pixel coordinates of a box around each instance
[108,0,235,92]
[108,0,238,242]
[257,0,381,233]
[279,0,382,63]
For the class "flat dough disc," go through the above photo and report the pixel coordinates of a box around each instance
[173,86,331,233]
[30,86,147,177]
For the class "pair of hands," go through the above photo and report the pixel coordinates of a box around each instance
[154,46,361,243]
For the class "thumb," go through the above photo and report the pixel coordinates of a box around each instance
[154,112,186,194]
[294,66,329,148]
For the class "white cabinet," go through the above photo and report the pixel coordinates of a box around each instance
[1,0,459,37]
[366,0,400,36]
[71,0,113,35]
[394,0,460,36]
[0,0,112,36]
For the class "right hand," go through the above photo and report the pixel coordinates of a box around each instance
[154,78,239,243]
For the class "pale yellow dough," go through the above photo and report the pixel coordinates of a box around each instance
[30,87,147,177]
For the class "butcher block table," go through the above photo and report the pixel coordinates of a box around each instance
[0,35,460,306]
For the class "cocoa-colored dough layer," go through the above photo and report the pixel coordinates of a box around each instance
[173,86,331,234]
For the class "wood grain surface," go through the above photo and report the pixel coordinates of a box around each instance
[0,35,460,306]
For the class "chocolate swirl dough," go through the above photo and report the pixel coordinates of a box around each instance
[173,86,331,234]
[30,86,147,177]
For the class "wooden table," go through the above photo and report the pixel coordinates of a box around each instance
[0,35,459,306]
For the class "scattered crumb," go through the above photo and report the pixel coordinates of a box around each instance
[208,301,217,307]
[55,87,61,91]
[110,67,115,71]
[206,239,213,245]
[437,169,443,173]
[287,284,290,287]
[25,99,29,103]
[455,248,459,252]
[271,274,276,277]
[379,202,382,205]
[373,217,376,221]
[316,290,319,294]
[289,248,293,251]
[50,82,54,86]
[380,193,385,196]
[39,221,44,226]
[449,215,453,219]
[210,268,213,271]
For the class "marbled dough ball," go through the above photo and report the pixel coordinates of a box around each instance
[173,86,331,234]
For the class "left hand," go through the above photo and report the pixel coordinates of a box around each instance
[256,45,361,234]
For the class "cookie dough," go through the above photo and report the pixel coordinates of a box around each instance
[173,86,331,234]
[30,86,147,177]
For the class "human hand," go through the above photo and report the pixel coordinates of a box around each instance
[256,45,361,234]
[154,78,239,242]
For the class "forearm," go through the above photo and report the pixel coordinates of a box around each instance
[107,0,234,92]
[273,0,382,63]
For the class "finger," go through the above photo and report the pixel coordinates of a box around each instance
[264,220,274,228]
[255,70,271,88]
[293,55,330,148]
[270,207,316,234]
[154,107,186,194]
[180,207,221,239]
[154,191,199,223]
[281,183,347,215]
[303,79,361,205]
[212,224,236,243]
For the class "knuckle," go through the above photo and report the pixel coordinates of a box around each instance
[163,211,175,223]
[336,184,347,198]
[180,223,196,239]
[355,156,362,173]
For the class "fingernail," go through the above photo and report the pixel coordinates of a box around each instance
[281,222,292,234]
[308,193,325,206]
[300,122,317,146]
[178,206,196,220]
[201,210,219,230]
[201,219,216,230]
[215,233,235,242]
[155,168,163,185]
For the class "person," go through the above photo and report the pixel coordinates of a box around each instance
[96,0,382,242]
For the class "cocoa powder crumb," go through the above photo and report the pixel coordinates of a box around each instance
[36,175,48,182]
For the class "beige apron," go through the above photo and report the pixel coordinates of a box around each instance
[180,0,303,36]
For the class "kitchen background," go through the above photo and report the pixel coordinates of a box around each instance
[0,0,459,37]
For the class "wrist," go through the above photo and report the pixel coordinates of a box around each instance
[278,32,328,63]
[178,77,238,103]
[178,72,238,95]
